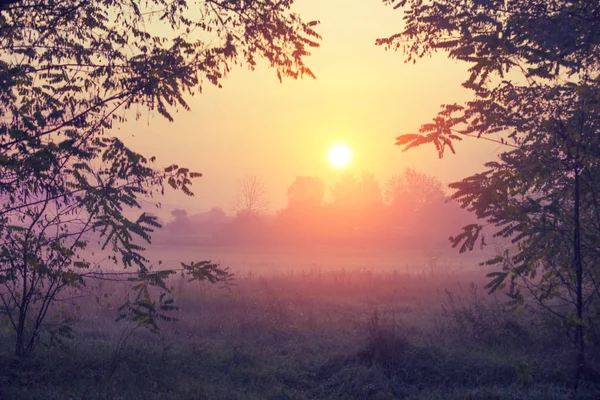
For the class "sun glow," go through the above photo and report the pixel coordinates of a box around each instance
[328,144,352,168]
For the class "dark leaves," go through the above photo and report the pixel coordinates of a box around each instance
[450,224,483,253]
[181,260,234,285]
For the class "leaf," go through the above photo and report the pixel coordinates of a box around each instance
[484,271,508,294]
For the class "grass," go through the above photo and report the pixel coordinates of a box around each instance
[1,262,599,399]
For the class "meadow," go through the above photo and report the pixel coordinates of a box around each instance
[1,245,599,399]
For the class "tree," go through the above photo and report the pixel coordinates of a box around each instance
[359,173,383,208]
[331,173,382,209]
[354,173,387,243]
[207,207,227,222]
[0,0,319,355]
[384,169,444,213]
[329,173,385,242]
[234,175,269,215]
[331,173,361,210]
[273,176,325,244]
[164,208,192,235]
[170,209,189,220]
[380,0,600,382]
[287,176,325,207]
[384,169,447,244]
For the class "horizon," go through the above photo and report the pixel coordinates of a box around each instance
[117,0,504,216]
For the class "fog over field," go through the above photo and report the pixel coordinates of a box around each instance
[142,244,493,276]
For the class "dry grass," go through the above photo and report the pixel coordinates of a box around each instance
[1,249,599,399]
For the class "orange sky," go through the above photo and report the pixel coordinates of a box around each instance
[120,0,503,216]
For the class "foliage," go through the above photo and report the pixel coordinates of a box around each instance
[287,176,325,207]
[384,168,445,211]
[331,172,383,210]
[170,209,188,219]
[359,173,384,208]
[0,0,320,355]
[330,173,360,210]
[380,0,600,382]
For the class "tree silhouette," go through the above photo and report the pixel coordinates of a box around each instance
[234,175,269,216]
[331,173,361,210]
[0,0,319,355]
[381,0,600,382]
[332,173,383,209]
[171,209,189,220]
[385,169,445,213]
[287,176,325,207]
[207,207,227,222]
[359,173,384,208]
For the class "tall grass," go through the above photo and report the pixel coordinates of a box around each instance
[1,263,599,399]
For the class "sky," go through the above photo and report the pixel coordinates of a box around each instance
[119,0,503,217]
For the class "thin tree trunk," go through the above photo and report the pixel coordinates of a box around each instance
[574,170,585,387]
[16,262,28,356]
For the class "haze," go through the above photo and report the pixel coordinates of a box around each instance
[5,0,598,398]
[121,0,500,217]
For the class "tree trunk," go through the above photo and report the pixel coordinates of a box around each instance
[16,262,28,356]
[574,170,585,387]
[15,308,26,356]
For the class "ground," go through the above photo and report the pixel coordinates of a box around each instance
[1,246,599,399]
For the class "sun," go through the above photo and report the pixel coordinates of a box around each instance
[328,144,352,168]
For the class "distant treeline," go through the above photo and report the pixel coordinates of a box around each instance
[153,170,473,248]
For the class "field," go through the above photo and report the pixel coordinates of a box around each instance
[1,245,599,399]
